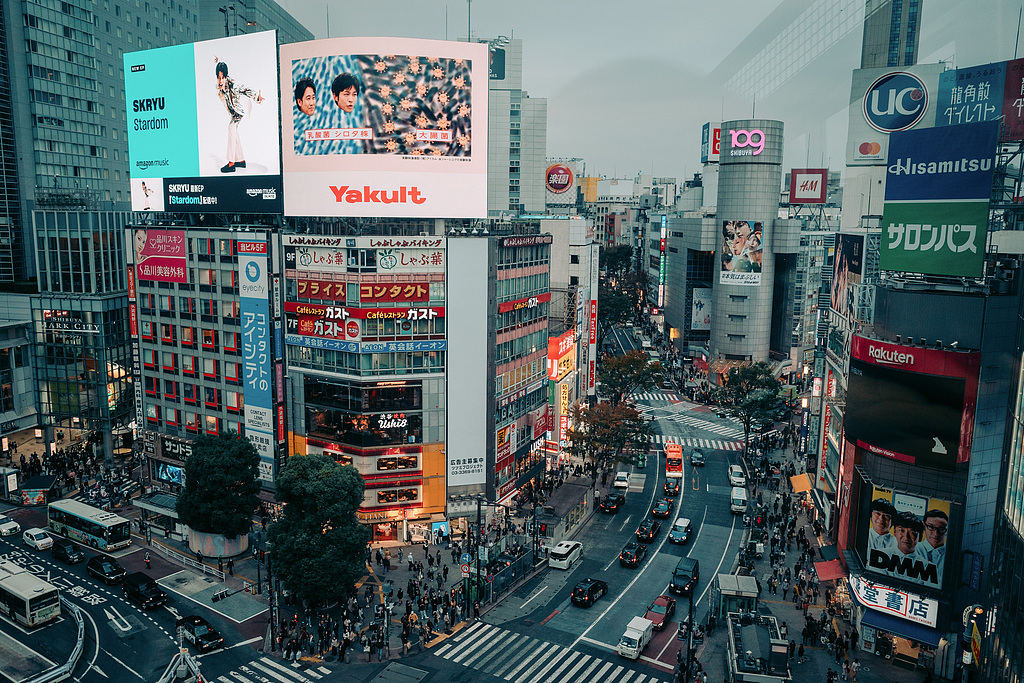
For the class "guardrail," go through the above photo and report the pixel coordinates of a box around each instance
[24,596,84,683]
[153,543,226,581]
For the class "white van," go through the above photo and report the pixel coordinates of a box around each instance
[617,616,654,659]
[548,541,583,569]
[730,486,748,514]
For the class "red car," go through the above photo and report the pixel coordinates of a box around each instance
[644,594,677,630]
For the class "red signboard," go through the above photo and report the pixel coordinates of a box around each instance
[498,291,552,314]
[789,168,828,204]
[128,303,138,337]
[360,282,431,303]
[285,301,444,320]
[126,267,136,300]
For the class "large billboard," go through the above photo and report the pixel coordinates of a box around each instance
[132,229,187,283]
[700,122,721,164]
[690,288,711,331]
[789,168,828,204]
[719,220,763,286]
[239,239,275,481]
[283,235,445,276]
[547,330,577,381]
[280,37,488,218]
[845,335,980,470]
[123,31,282,213]
[846,65,942,166]
[830,234,864,321]
[936,61,1006,128]
[545,160,579,207]
[856,479,952,591]
[880,121,998,277]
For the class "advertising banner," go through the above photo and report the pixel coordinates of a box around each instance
[239,239,275,481]
[701,122,721,164]
[880,121,998,277]
[845,335,980,470]
[123,31,282,212]
[589,299,597,390]
[830,234,864,321]
[789,168,828,204]
[280,37,488,217]
[856,482,952,591]
[846,65,942,166]
[936,61,1006,128]
[286,244,444,274]
[719,220,763,286]
[497,292,551,314]
[691,288,711,331]
[133,229,187,283]
[547,330,577,381]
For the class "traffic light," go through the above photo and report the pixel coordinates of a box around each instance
[539,523,548,537]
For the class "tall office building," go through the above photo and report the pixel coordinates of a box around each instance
[484,38,547,217]
[861,0,922,68]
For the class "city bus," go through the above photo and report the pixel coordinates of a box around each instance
[47,499,132,551]
[665,442,684,479]
[0,561,61,627]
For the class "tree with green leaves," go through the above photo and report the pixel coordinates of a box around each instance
[267,454,370,605]
[175,433,260,538]
[598,350,663,405]
[596,282,632,349]
[565,401,654,471]
[600,244,634,281]
[710,361,782,454]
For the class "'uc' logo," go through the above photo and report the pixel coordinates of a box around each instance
[863,72,928,133]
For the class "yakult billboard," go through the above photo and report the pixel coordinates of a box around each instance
[280,37,488,218]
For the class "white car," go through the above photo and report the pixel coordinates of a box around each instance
[728,465,747,488]
[22,528,53,550]
[0,514,20,536]
[613,471,631,489]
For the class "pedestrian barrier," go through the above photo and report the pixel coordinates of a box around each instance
[153,543,225,580]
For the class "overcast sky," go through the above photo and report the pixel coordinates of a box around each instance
[277,0,1023,181]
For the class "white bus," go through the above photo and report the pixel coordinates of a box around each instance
[0,561,61,627]
[48,499,132,551]
[548,541,583,570]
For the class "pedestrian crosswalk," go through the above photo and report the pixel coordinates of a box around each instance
[633,405,745,440]
[432,621,670,683]
[215,656,331,683]
[648,435,743,451]
[630,391,678,402]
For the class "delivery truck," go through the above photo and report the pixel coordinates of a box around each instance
[617,616,654,659]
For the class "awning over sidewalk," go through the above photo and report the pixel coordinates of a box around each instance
[860,606,944,648]
[790,473,813,492]
[814,559,847,581]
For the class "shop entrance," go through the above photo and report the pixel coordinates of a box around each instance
[372,522,396,541]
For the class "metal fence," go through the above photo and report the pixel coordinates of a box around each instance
[153,542,226,581]
[24,596,83,683]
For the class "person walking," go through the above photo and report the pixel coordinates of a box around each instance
[144,551,151,569]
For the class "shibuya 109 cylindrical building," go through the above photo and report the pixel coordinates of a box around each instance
[710,119,784,368]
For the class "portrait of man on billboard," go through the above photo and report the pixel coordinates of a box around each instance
[859,484,950,590]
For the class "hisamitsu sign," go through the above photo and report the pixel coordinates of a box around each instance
[880,121,998,277]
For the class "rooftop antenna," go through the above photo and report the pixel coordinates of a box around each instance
[467,0,471,42]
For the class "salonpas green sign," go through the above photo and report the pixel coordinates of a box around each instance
[879,200,988,277]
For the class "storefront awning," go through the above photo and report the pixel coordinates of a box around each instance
[814,559,847,581]
[790,473,813,492]
[860,606,944,648]
[817,544,840,562]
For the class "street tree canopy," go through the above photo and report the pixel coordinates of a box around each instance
[598,350,663,405]
[175,434,261,538]
[268,454,370,605]
[565,401,654,470]
[596,283,632,350]
[600,245,634,281]
[710,361,782,453]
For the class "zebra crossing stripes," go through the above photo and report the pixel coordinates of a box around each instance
[630,391,677,402]
[433,622,669,683]
[648,435,743,451]
[216,656,326,683]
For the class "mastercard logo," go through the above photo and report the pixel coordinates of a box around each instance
[858,141,882,155]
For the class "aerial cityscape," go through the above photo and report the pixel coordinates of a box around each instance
[0,2,1022,683]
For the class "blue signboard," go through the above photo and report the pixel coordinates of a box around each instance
[935,61,1006,128]
[239,240,275,481]
[885,121,999,201]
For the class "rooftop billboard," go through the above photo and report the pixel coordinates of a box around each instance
[123,31,282,213]
[879,121,998,278]
[280,37,488,218]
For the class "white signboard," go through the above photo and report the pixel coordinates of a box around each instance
[849,574,939,628]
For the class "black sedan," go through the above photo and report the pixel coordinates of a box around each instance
[571,578,609,608]
[636,519,662,543]
[86,554,127,585]
[601,492,626,513]
[664,479,681,496]
[176,616,223,653]
[619,541,648,568]
[652,497,674,518]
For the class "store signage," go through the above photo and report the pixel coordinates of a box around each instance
[728,129,765,156]
[790,168,828,204]
[700,122,721,164]
[239,238,275,482]
[376,413,408,430]
[499,235,553,247]
[498,291,552,313]
[162,438,193,461]
[849,575,938,628]
[545,164,574,193]
[41,314,100,333]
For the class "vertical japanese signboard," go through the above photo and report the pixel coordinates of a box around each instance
[239,239,275,481]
